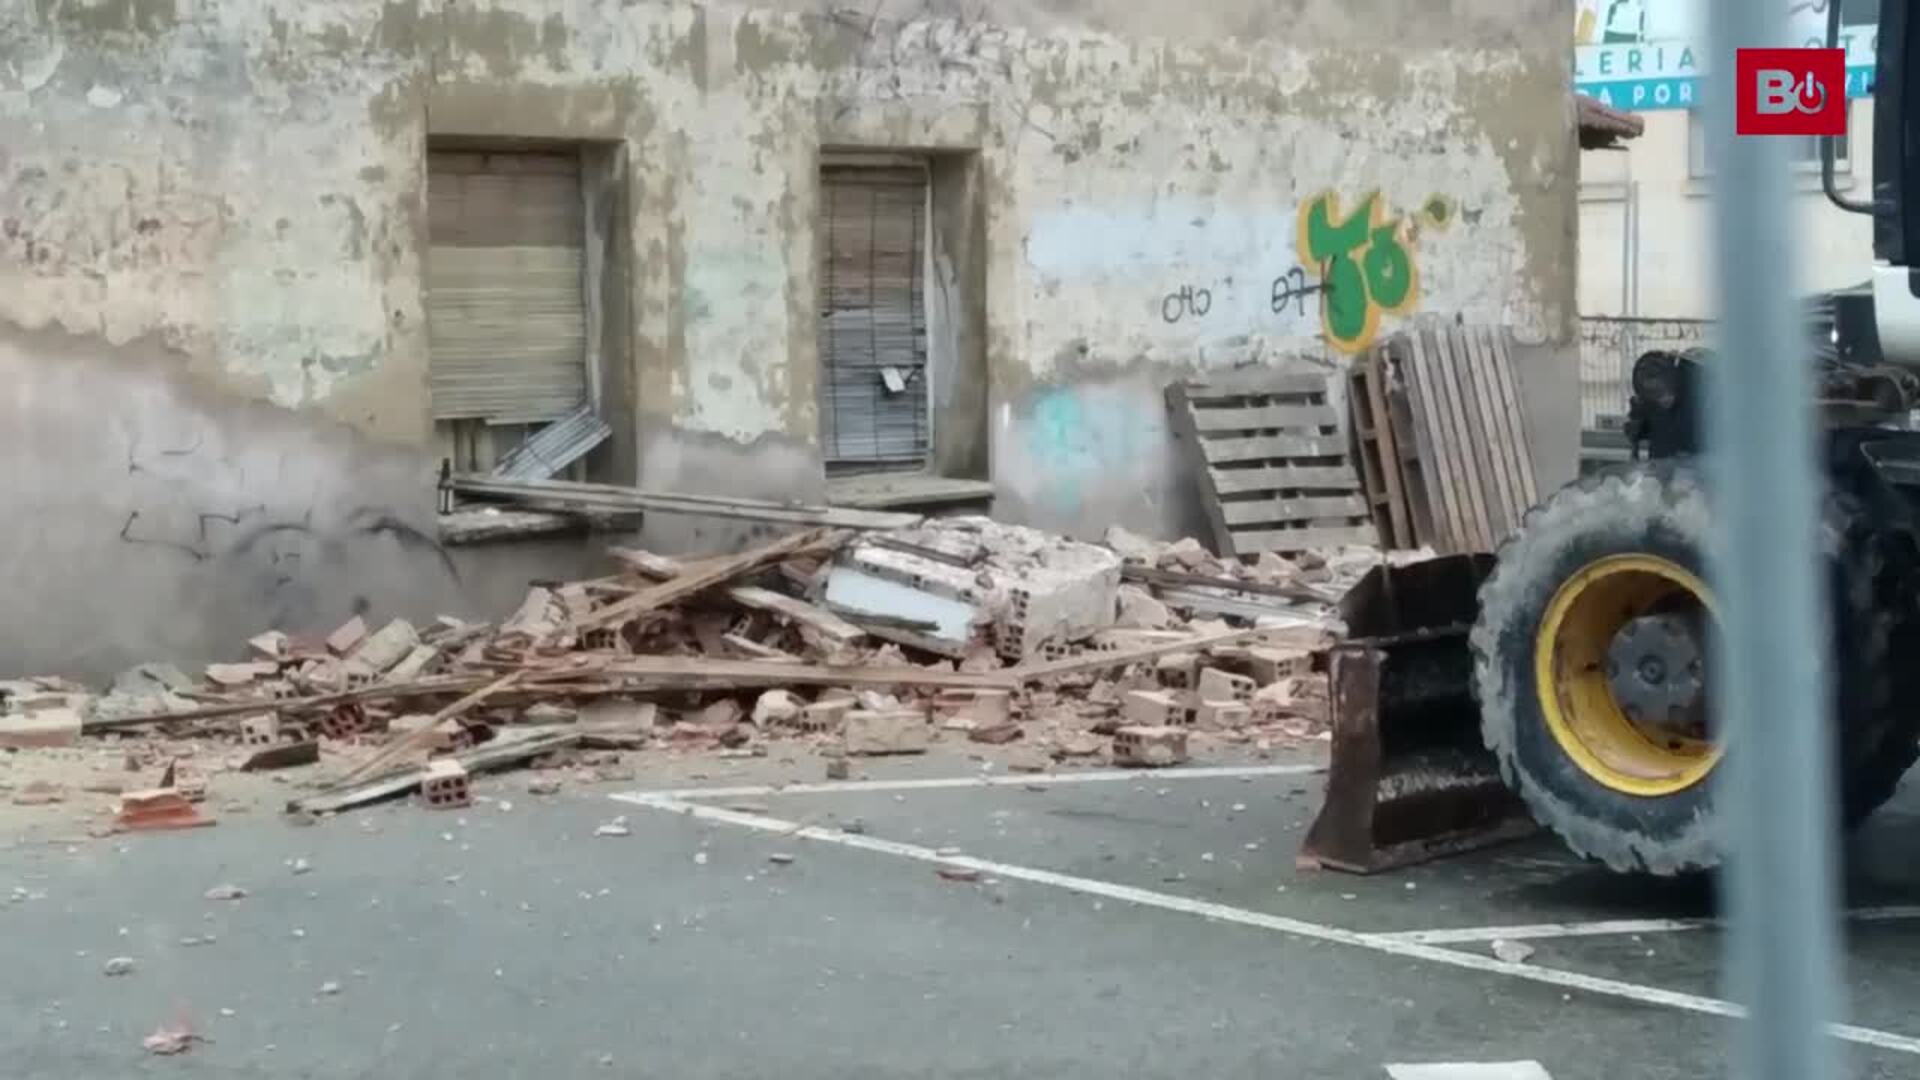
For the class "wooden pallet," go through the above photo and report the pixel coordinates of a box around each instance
[1374,325,1539,554]
[1346,351,1415,550]
[1167,370,1377,558]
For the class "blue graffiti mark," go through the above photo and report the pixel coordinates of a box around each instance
[1024,386,1160,519]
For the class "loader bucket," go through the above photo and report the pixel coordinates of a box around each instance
[1299,554,1539,874]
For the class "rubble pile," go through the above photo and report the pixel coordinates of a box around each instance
[0,516,1411,826]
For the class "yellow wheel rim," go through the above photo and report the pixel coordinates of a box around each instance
[1533,553,1722,796]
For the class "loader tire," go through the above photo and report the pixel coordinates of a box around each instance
[1470,459,1918,875]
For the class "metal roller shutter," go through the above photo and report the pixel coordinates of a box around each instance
[818,164,930,473]
[427,150,589,424]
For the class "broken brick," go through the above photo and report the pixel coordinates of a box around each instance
[968,722,1022,745]
[325,615,369,656]
[1196,700,1253,731]
[1196,667,1256,704]
[421,759,472,809]
[1154,652,1198,691]
[844,709,930,756]
[795,699,854,732]
[1123,689,1195,728]
[239,713,280,747]
[0,707,81,749]
[1245,647,1314,685]
[751,689,804,727]
[1112,725,1189,767]
[116,789,214,832]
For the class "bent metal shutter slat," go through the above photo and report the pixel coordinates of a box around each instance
[427,151,588,423]
[819,165,929,471]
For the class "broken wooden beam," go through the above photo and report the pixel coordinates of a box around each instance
[727,586,865,644]
[1007,628,1275,682]
[594,655,1014,693]
[579,528,844,630]
[288,727,582,816]
[448,476,923,531]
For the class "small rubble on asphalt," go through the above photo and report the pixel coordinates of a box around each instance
[0,514,1419,836]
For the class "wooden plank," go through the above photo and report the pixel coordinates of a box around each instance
[1382,346,1440,549]
[1361,349,1414,548]
[1428,326,1482,549]
[1461,328,1520,542]
[451,476,920,531]
[1199,433,1350,464]
[1122,563,1341,604]
[596,655,1014,692]
[336,671,525,786]
[728,586,866,644]
[1166,382,1236,557]
[1486,332,1540,508]
[1208,465,1362,495]
[1451,327,1508,546]
[1435,329,1496,551]
[1010,628,1273,681]
[291,728,583,816]
[1190,403,1341,432]
[1400,332,1468,552]
[1180,373,1333,403]
[1220,494,1369,526]
[1228,524,1381,553]
[580,528,840,630]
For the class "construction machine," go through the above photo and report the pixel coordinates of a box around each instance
[1306,0,1920,876]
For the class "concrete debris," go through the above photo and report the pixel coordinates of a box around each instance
[318,980,343,996]
[1491,939,1536,964]
[0,516,1394,826]
[203,884,247,901]
[594,816,631,838]
[103,956,136,976]
[142,1023,203,1055]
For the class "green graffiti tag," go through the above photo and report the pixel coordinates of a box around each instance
[1295,191,1450,353]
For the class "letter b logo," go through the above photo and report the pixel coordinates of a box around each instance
[1737,49,1845,135]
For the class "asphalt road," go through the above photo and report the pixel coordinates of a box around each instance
[5,748,1920,1079]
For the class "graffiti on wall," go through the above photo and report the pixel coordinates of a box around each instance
[1295,191,1452,354]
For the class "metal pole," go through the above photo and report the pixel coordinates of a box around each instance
[1703,1,1842,1078]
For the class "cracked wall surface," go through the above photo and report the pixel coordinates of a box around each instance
[0,0,1576,676]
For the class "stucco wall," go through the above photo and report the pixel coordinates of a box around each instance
[0,0,1578,677]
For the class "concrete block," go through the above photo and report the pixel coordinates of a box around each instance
[1154,652,1198,691]
[843,709,930,755]
[1113,725,1189,767]
[0,708,81,749]
[795,699,855,732]
[751,689,804,727]
[1246,647,1314,685]
[325,615,369,656]
[421,760,471,809]
[349,619,419,673]
[1123,689,1195,728]
[239,713,280,747]
[1197,667,1257,703]
[1196,700,1253,731]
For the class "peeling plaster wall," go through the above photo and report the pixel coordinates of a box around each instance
[0,0,1576,674]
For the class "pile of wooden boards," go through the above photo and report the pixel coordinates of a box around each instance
[1348,325,1539,554]
[3,520,1367,821]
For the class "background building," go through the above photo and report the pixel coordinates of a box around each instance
[1575,0,1880,425]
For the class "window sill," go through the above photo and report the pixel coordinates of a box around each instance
[1684,171,1856,199]
[826,473,996,511]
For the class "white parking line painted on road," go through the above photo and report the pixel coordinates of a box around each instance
[619,794,1920,1058]
[611,762,1322,802]
[1373,905,1920,946]
[1386,1063,1553,1080]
